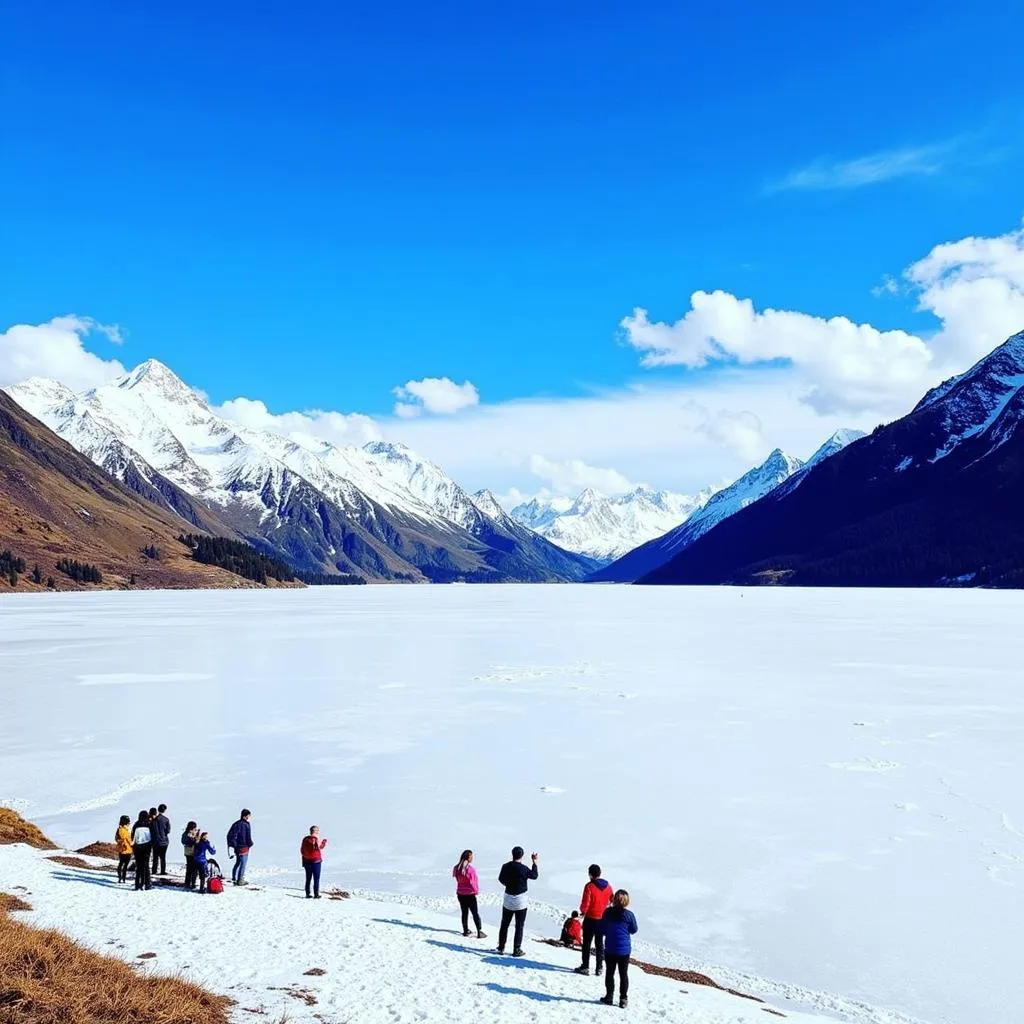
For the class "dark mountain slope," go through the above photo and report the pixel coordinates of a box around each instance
[640,331,1024,588]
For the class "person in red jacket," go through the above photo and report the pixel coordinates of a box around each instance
[300,825,328,899]
[574,863,613,975]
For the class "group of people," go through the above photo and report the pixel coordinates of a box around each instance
[114,806,328,899]
[114,806,256,893]
[453,847,639,1009]
[111,807,636,1005]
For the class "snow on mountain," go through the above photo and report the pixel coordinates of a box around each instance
[508,495,573,531]
[362,440,486,530]
[592,448,805,582]
[637,330,1024,588]
[804,428,867,469]
[510,485,715,562]
[904,328,1024,467]
[772,428,867,498]
[4,360,595,581]
[471,487,512,522]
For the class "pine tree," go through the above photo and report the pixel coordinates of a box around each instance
[31,564,42,585]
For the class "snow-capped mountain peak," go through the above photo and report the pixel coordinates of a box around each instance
[5,377,78,414]
[511,483,716,563]
[471,488,508,521]
[804,429,867,470]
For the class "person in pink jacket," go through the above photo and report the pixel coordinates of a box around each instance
[453,849,487,939]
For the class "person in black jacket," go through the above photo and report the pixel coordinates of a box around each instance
[181,821,199,890]
[226,809,253,886]
[496,846,539,957]
[131,810,153,891]
[151,803,171,875]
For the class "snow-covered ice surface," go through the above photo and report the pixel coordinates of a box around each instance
[2,586,1021,1024]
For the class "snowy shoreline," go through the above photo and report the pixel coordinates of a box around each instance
[0,840,926,1024]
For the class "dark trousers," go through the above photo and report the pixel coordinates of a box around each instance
[498,907,527,951]
[117,853,132,882]
[582,916,604,969]
[604,954,629,1000]
[303,859,322,897]
[197,862,209,893]
[183,854,197,889]
[134,844,152,889]
[152,844,168,875]
[457,893,482,933]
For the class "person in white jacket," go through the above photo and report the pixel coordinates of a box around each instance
[131,810,153,891]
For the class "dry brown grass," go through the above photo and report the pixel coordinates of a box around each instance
[0,810,57,851]
[47,855,115,873]
[0,902,233,1024]
[0,894,32,914]
[75,843,119,861]
[534,937,765,1004]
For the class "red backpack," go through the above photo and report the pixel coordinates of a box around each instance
[206,858,225,894]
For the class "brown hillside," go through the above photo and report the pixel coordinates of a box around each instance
[0,391,268,591]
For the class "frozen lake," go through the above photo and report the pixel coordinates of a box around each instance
[1,585,1020,1024]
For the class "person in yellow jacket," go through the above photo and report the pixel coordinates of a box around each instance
[115,814,133,883]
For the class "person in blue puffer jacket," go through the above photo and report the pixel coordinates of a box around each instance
[193,832,217,893]
[599,890,638,1008]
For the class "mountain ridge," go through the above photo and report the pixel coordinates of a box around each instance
[639,330,1024,587]
[4,361,595,583]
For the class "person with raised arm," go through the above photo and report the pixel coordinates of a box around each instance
[193,831,217,894]
[452,849,486,939]
[300,825,328,899]
[496,846,539,957]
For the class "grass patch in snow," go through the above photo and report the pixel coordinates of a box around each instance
[0,809,57,851]
[47,855,115,873]
[75,842,119,860]
[0,900,232,1024]
[0,893,32,913]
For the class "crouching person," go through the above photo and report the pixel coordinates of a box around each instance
[193,832,216,894]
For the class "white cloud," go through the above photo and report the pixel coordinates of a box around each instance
[8,224,1024,505]
[217,395,382,446]
[689,405,765,461]
[621,292,934,415]
[392,377,479,417]
[526,455,636,496]
[0,316,126,390]
[767,142,952,192]
[871,274,901,298]
[905,226,1024,366]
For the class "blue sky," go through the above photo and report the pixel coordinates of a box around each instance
[3,1,1024,497]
